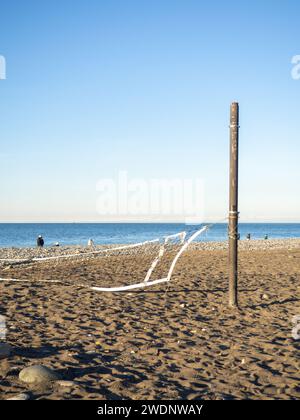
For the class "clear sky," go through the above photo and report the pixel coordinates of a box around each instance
[0,0,299,222]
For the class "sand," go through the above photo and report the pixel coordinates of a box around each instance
[0,240,299,400]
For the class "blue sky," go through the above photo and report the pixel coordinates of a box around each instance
[0,0,299,222]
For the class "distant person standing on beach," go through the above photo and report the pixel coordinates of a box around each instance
[87,238,95,248]
[246,233,251,240]
[37,235,44,248]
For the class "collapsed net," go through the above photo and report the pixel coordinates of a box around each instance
[0,227,207,291]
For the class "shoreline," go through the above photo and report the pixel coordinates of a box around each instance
[0,238,299,262]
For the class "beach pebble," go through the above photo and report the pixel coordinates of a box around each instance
[265,386,278,395]
[262,294,270,300]
[6,393,30,400]
[0,343,11,359]
[19,365,61,384]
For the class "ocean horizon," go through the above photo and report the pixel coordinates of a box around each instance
[0,223,300,248]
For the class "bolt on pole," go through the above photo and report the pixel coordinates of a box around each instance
[228,102,239,307]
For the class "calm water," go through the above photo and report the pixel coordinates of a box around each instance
[0,223,300,248]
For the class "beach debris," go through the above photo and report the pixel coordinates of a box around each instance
[6,393,30,400]
[0,343,11,359]
[19,365,61,384]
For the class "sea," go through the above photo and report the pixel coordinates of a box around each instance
[0,223,300,248]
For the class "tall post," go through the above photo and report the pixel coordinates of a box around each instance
[228,102,239,307]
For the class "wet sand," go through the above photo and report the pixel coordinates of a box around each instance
[0,241,299,400]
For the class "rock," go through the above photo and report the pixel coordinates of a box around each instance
[0,343,11,359]
[265,385,278,395]
[262,294,270,300]
[7,393,30,400]
[19,365,61,384]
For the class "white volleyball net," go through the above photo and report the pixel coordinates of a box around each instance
[0,226,208,292]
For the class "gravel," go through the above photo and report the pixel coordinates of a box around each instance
[0,239,299,264]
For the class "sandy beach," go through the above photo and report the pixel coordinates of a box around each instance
[0,239,299,400]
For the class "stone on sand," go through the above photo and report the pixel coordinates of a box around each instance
[19,365,61,384]
[7,393,30,400]
[0,343,11,359]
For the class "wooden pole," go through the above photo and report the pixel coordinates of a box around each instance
[228,102,239,307]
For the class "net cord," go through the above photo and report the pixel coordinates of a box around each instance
[91,225,208,292]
